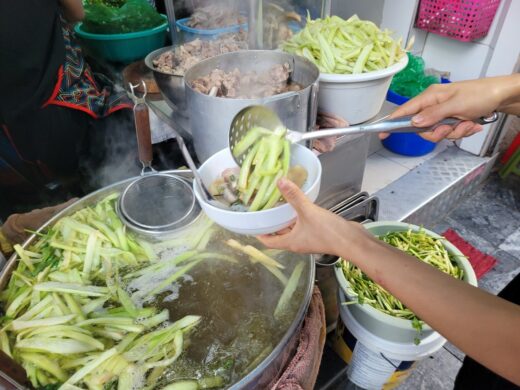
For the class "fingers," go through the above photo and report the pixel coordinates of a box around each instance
[389,87,442,120]
[469,124,484,135]
[379,132,390,140]
[418,125,452,142]
[257,231,291,249]
[418,121,482,142]
[277,178,310,213]
[445,121,477,140]
[275,226,293,235]
[410,102,454,127]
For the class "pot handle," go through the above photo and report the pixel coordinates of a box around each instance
[134,103,153,168]
[0,350,34,389]
[314,254,340,267]
[130,82,156,175]
[308,80,320,132]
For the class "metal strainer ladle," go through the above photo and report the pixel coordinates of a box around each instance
[121,81,227,233]
[119,173,197,230]
[229,105,499,165]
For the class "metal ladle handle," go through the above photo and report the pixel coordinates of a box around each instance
[174,136,213,203]
[296,112,499,141]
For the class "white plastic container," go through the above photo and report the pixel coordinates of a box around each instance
[193,143,322,235]
[318,56,408,124]
[333,289,446,389]
[334,221,478,344]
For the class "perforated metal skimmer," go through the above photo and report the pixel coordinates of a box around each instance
[229,105,285,166]
[119,173,197,231]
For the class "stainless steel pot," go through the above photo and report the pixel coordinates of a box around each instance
[144,46,188,115]
[184,50,320,162]
[0,170,315,390]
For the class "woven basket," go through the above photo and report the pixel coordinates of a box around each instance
[415,0,501,42]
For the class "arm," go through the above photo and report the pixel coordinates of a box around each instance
[258,179,520,386]
[388,74,520,142]
[59,0,85,22]
[1,199,77,248]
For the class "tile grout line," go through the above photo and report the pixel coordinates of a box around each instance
[442,345,464,363]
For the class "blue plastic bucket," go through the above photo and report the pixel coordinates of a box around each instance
[383,78,450,157]
[176,17,247,41]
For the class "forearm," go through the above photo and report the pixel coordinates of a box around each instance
[495,74,520,115]
[337,223,520,385]
[59,0,84,22]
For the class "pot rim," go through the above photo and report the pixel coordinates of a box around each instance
[319,55,408,83]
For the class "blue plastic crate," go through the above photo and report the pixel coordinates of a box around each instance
[176,17,247,41]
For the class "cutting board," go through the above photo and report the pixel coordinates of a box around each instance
[122,60,160,95]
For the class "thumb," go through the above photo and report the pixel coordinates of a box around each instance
[411,102,453,127]
[278,178,309,213]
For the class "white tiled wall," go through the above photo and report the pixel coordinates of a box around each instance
[421,35,491,81]
[362,138,452,194]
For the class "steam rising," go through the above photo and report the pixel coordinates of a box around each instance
[80,109,140,191]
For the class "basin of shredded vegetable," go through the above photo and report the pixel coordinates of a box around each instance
[0,194,309,389]
[339,229,464,341]
[282,14,407,74]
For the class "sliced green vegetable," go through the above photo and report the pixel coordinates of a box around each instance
[34,282,108,297]
[274,262,304,319]
[282,14,405,74]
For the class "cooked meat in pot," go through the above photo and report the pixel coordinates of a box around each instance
[152,32,247,76]
[190,63,302,99]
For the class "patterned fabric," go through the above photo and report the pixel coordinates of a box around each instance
[43,19,132,118]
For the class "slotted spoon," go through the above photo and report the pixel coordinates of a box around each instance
[229,105,499,165]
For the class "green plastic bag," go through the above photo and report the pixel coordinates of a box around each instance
[83,0,164,34]
[390,52,440,98]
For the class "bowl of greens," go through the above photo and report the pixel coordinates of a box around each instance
[334,221,477,344]
[282,15,409,124]
[75,0,168,63]
[194,142,321,236]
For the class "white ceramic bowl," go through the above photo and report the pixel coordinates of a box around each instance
[194,143,322,235]
[334,221,477,343]
[318,55,408,124]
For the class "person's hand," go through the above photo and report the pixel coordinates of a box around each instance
[383,77,508,142]
[257,178,365,255]
[1,198,78,245]
[313,111,347,153]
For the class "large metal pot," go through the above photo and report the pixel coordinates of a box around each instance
[0,170,315,390]
[184,50,320,162]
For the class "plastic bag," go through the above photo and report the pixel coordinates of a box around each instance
[83,0,164,34]
[390,52,440,98]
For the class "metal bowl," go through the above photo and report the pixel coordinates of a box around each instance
[144,46,187,113]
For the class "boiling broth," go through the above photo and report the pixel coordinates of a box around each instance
[128,226,310,388]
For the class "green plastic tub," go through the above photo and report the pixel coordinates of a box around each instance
[74,16,168,63]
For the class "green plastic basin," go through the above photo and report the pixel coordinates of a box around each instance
[74,16,167,64]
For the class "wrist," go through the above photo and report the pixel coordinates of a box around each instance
[496,74,520,112]
[332,221,374,259]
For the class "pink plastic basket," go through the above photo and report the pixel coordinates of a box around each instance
[415,0,501,42]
